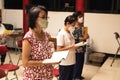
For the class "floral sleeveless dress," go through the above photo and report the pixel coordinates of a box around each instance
[23,31,53,80]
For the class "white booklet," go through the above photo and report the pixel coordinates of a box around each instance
[75,41,88,47]
[43,50,69,63]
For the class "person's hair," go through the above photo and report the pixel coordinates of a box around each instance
[28,5,48,29]
[72,11,82,20]
[64,15,77,25]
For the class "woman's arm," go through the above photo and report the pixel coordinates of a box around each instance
[22,39,58,67]
[79,30,89,41]
[57,45,77,51]
[22,39,43,67]
[0,34,8,38]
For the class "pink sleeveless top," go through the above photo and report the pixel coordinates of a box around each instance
[23,31,53,80]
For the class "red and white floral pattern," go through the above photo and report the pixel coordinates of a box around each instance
[23,31,53,80]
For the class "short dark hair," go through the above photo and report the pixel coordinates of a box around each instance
[28,5,48,29]
[64,15,77,25]
[72,11,82,20]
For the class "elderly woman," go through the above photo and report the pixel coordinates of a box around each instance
[22,5,58,80]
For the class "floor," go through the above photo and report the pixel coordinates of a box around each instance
[92,57,120,80]
[0,50,100,80]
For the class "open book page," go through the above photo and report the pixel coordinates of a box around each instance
[43,50,69,63]
[75,41,88,47]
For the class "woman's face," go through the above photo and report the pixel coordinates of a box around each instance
[35,10,47,33]
[70,21,76,27]
[78,15,83,23]
[66,21,76,32]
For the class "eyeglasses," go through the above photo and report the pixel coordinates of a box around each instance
[38,16,50,19]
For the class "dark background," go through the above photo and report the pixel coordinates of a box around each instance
[4,0,120,13]
[85,0,120,13]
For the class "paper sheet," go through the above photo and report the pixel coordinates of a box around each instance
[75,41,88,47]
[43,50,69,63]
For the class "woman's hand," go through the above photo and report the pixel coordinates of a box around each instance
[42,61,60,65]
[79,37,84,41]
[70,44,79,49]
[0,34,8,38]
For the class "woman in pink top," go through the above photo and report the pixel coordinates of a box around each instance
[22,5,58,80]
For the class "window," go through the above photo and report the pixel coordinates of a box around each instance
[85,0,120,14]
[30,0,76,12]
[4,0,23,9]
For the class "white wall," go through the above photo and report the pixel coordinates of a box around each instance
[2,8,120,54]
[2,10,72,35]
[2,9,23,28]
[0,0,3,9]
[47,11,72,37]
[84,13,120,54]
